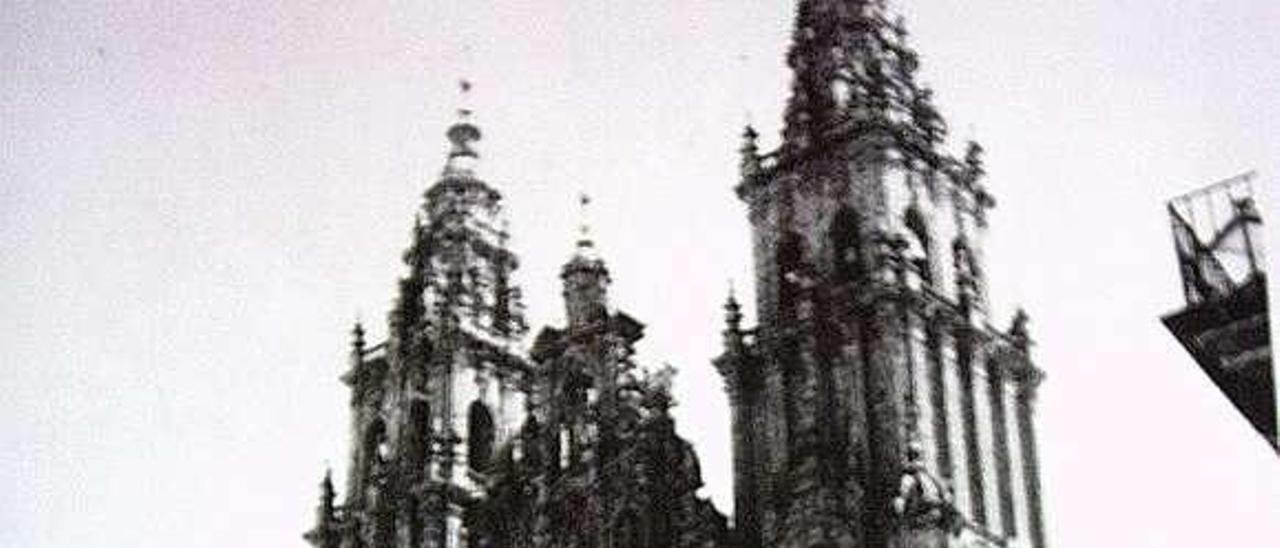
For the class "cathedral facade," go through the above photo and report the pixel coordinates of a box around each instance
[303,2,1047,548]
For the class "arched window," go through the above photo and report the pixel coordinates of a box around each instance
[468,401,496,473]
[904,207,932,284]
[408,400,431,469]
[830,207,863,283]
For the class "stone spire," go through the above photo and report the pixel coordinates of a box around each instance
[781,0,945,152]
[396,80,527,340]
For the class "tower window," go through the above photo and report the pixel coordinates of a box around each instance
[904,207,933,284]
[408,401,431,469]
[468,401,495,473]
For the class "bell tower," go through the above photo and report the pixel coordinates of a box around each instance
[715,2,1047,548]
[322,81,533,548]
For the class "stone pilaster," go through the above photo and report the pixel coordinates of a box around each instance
[941,327,970,519]
[956,325,986,526]
[926,317,954,483]
[973,350,1002,535]
[1003,373,1031,542]
[863,291,912,546]
[1016,377,1046,548]
[988,361,1016,539]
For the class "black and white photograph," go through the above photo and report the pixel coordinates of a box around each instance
[3,2,1277,548]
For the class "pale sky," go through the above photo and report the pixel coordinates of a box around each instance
[3,1,1279,547]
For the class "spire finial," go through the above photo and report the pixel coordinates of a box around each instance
[964,140,985,176]
[563,191,608,273]
[1009,308,1031,348]
[724,280,743,329]
[457,78,473,117]
[741,124,759,147]
[561,191,610,326]
[575,191,594,253]
[740,125,761,179]
[351,320,366,351]
[444,79,481,176]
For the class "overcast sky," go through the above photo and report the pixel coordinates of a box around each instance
[3,1,1279,547]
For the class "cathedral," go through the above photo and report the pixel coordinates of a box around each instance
[302,2,1048,548]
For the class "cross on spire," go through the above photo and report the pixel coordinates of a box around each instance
[457,78,474,119]
[576,191,594,253]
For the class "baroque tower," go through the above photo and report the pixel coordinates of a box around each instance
[476,210,729,548]
[308,91,534,548]
[714,2,1047,548]
[306,92,729,548]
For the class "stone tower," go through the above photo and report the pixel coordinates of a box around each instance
[307,91,533,548]
[714,2,1047,548]
[306,94,729,548]
[472,218,728,548]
